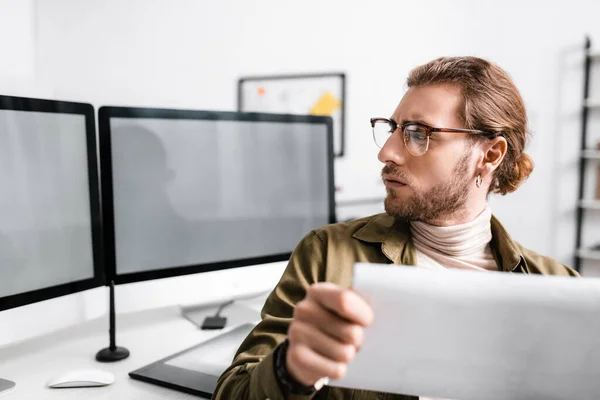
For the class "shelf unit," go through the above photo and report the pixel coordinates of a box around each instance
[575,36,599,272]
[582,149,600,159]
[586,99,600,108]
[578,249,600,262]
[580,199,600,210]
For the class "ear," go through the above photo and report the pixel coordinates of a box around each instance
[477,137,507,179]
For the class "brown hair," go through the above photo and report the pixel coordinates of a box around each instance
[406,56,533,195]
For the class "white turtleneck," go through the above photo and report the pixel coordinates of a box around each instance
[412,207,497,400]
[410,206,498,272]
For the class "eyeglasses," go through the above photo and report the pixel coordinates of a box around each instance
[370,117,501,157]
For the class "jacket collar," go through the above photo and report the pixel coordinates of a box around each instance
[352,213,525,272]
[489,215,526,272]
[352,214,415,265]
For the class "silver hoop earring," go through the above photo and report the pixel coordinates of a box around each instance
[476,174,483,188]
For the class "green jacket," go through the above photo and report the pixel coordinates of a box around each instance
[213,213,579,400]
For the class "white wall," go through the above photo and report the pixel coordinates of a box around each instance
[0,0,35,90]
[2,0,600,347]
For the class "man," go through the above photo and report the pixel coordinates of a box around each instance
[213,57,578,400]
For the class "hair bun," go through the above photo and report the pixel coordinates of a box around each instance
[495,152,534,195]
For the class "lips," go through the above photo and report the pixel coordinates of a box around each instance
[382,175,408,186]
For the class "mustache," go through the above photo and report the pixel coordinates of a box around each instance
[381,165,412,186]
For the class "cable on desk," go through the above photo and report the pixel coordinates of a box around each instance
[215,300,235,317]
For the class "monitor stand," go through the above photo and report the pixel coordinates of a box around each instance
[180,289,269,330]
[96,281,130,362]
[0,378,15,394]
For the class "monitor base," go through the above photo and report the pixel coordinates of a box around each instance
[201,316,228,330]
[181,289,268,330]
[96,346,130,362]
[96,281,130,362]
[0,378,15,394]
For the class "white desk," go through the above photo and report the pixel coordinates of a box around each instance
[0,295,266,399]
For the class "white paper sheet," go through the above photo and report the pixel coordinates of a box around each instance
[332,263,600,400]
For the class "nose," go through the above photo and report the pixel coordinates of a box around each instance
[377,129,407,165]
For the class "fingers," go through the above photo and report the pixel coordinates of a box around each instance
[306,282,374,327]
[286,342,348,386]
[293,298,365,347]
[284,282,374,387]
[288,320,357,363]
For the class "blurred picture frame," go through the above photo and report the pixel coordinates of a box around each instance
[238,72,346,157]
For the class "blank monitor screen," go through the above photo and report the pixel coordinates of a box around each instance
[99,107,334,283]
[0,96,102,310]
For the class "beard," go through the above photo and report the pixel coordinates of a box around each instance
[382,152,472,224]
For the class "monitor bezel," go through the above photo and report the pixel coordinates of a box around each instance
[98,106,336,285]
[0,94,104,311]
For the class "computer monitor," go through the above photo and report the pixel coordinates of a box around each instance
[96,106,335,360]
[98,107,335,283]
[0,95,103,393]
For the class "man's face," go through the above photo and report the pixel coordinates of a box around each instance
[378,83,478,224]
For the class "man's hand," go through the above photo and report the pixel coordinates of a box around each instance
[285,282,374,387]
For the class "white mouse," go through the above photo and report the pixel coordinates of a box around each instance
[47,368,115,388]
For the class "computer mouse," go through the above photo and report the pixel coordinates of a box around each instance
[47,368,115,388]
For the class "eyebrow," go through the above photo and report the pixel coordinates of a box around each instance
[394,117,436,127]
[405,119,433,126]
